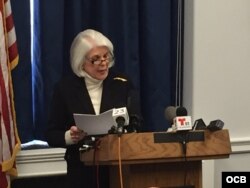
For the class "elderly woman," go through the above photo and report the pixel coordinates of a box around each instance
[45,29,140,188]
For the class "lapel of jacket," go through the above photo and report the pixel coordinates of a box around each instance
[73,76,96,114]
[100,74,114,113]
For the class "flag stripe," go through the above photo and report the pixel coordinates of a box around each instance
[5,12,13,31]
[7,39,17,60]
[0,165,9,188]
[3,0,11,17]
[0,0,20,188]
[4,0,18,69]
[0,65,12,153]
[7,27,16,46]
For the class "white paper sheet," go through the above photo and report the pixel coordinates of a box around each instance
[73,109,116,135]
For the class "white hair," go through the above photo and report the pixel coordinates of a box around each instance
[70,29,114,77]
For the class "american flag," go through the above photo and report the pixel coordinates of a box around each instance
[0,0,20,187]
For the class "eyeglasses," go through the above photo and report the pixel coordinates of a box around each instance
[85,53,114,65]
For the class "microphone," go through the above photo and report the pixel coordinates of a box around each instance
[207,119,224,131]
[116,116,126,136]
[112,107,129,136]
[164,106,191,156]
[164,106,192,131]
[173,106,192,131]
[126,114,141,133]
[164,106,177,124]
[176,106,188,116]
[193,118,207,130]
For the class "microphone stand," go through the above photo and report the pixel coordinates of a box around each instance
[179,131,189,158]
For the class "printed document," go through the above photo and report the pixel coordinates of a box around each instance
[73,109,116,135]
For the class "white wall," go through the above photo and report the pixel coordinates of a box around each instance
[184,0,250,187]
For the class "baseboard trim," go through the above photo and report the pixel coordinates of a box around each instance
[16,148,66,178]
[231,137,250,154]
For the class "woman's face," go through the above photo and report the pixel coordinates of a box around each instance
[82,46,112,80]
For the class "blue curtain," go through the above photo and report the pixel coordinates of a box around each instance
[11,0,183,143]
[11,0,33,142]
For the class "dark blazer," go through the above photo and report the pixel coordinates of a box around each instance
[45,69,141,187]
[46,69,138,161]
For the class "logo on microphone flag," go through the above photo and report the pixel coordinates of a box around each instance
[173,116,192,131]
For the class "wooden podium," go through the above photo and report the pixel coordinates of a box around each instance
[80,130,231,188]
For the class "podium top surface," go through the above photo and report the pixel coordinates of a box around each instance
[80,129,231,165]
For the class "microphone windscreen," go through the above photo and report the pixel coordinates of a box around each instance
[116,116,125,124]
[176,106,188,116]
[164,106,177,122]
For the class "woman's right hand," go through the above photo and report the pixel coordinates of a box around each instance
[70,125,87,143]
